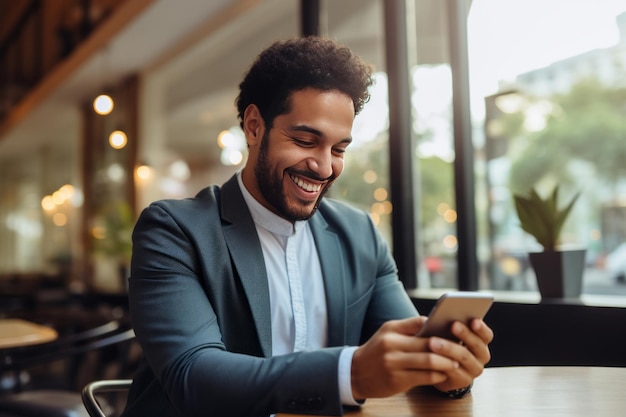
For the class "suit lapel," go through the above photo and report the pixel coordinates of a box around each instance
[219,176,348,353]
[220,176,272,357]
[309,212,347,347]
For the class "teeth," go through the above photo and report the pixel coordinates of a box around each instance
[290,175,322,192]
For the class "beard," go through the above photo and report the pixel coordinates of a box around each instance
[254,131,332,222]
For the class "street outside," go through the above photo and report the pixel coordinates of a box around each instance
[581,267,626,296]
[428,257,626,297]
[501,266,626,297]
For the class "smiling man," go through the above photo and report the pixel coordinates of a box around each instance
[122,37,493,417]
[242,87,353,222]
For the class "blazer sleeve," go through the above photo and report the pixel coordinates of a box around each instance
[128,200,347,417]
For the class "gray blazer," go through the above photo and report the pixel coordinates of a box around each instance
[122,174,418,417]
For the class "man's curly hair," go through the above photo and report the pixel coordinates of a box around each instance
[236,37,374,129]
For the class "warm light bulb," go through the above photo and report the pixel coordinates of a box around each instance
[93,94,114,115]
[53,213,68,227]
[136,164,152,180]
[217,130,240,148]
[363,170,377,184]
[41,196,55,211]
[109,130,127,149]
[220,148,243,166]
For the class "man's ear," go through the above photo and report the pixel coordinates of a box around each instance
[243,104,264,146]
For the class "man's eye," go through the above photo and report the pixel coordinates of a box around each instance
[292,138,314,147]
[333,147,347,155]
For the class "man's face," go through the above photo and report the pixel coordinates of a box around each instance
[244,88,355,222]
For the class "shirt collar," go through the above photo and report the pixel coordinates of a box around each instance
[236,170,306,237]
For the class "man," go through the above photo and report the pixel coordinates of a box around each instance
[122,37,493,417]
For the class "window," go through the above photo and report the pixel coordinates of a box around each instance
[469,0,626,298]
[322,0,393,242]
[0,130,81,278]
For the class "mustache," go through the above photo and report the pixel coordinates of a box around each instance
[288,169,335,183]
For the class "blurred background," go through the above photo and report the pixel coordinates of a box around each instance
[2,2,626,412]
[1,0,626,308]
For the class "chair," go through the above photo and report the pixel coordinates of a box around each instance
[2,320,122,392]
[81,379,132,417]
[0,326,137,417]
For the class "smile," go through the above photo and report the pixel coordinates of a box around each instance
[289,174,322,193]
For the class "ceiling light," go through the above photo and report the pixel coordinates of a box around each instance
[93,46,114,115]
[109,130,127,149]
[94,94,114,115]
[136,163,153,180]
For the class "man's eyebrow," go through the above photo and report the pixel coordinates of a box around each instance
[288,124,323,136]
[288,125,353,144]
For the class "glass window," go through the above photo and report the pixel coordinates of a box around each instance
[325,0,459,290]
[468,0,626,297]
[410,0,457,289]
[0,136,82,281]
[322,0,393,242]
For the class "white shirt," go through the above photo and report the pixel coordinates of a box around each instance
[237,172,358,405]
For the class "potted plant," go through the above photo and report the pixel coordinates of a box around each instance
[513,185,584,301]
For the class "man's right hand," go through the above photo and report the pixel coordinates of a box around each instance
[350,316,460,400]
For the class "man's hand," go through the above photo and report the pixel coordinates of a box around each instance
[430,318,493,393]
[350,316,493,400]
[351,317,457,399]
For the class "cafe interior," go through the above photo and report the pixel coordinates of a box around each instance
[1,0,626,416]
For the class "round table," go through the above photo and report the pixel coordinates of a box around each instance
[0,318,58,349]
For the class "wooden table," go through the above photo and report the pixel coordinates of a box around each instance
[0,318,59,392]
[279,366,626,417]
[0,318,58,349]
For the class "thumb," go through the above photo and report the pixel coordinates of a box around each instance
[385,316,427,336]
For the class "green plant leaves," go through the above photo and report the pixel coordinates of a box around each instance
[513,186,580,251]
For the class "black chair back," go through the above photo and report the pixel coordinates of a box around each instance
[0,324,138,417]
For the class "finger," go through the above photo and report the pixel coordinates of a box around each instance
[392,350,460,373]
[415,315,428,327]
[381,316,428,337]
[361,368,449,399]
[389,352,461,392]
[451,321,492,365]
[433,371,473,393]
[352,349,454,398]
[377,332,435,358]
[401,369,449,390]
[428,336,483,377]
[402,346,470,391]
[471,319,495,343]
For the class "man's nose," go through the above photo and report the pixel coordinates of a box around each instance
[307,149,333,180]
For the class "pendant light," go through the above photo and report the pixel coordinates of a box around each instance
[93,46,114,115]
[109,130,127,149]
[94,94,114,115]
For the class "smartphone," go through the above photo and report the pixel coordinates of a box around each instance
[416,292,494,341]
